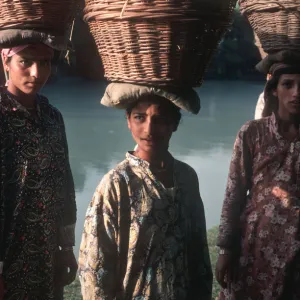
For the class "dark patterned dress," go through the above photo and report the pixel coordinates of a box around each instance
[0,90,76,299]
[218,114,300,300]
[79,152,212,300]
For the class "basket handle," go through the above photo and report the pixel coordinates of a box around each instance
[120,0,130,18]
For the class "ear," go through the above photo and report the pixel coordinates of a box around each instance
[272,89,278,98]
[2,56,9,72]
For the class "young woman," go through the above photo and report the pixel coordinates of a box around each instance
[0,44,77,299]
[216,62,300,299]
[79,95,212,299]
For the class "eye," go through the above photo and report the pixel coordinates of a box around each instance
[153,115,166,124]
[20,59,32,67]
[40,60,51,67]
[282,81,293,89]
[134,115,144,121]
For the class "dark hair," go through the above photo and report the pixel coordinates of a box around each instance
[262,76,279,118]
[126,95,182,129]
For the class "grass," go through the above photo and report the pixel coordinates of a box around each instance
[64,226,220,300]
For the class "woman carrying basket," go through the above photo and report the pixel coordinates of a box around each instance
[79,93,213,300]
[215,53,300,299]
[0,44,77,299]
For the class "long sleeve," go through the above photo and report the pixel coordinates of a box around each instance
[188,170,213,300]
[78,171,122,300]
[58,115,77,247]
[217,123,253,250]
[0,114,3,263]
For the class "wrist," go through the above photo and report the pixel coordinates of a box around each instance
[60,246,73,252]
[219,248,232,255]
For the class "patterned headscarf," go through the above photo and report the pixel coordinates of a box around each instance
[1,44,54,60]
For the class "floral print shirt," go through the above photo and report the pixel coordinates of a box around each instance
[79,152,212,300]
[0,90,76,299]
[218,113,300,299]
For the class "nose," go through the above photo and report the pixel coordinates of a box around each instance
[292,84,300,98]
[30,63,39,78]
[144,118,154,135]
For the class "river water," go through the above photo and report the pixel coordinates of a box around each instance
[43,78,264,256]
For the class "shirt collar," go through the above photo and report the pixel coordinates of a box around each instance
[270,112,300,139]
[126,151,151,169]
[2,89,41,118]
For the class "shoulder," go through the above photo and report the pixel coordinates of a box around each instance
[96,159,131,193]
[174,159,199,183]
[38,94,64,122]
[237,117,271,139]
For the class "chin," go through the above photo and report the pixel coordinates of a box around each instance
[22,88,40,95]
[290,109,300,116]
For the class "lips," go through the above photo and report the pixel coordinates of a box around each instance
[141,138,156,146]
[26,82,42,86]
[290,101,300,106]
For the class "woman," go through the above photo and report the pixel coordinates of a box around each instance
[79,95,212,299]
[0,44,77,299]
[216,61,300,299]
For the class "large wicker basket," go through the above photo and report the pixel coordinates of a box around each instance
[239,0,300,54]
[84,0,235,87]
[0,0,79,34]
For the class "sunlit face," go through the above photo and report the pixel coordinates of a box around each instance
[4,45,52,96]
[127,99,178,155]
[273,74,300,116]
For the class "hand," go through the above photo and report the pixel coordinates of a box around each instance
[215,251,238,290]
[55,250,78,287]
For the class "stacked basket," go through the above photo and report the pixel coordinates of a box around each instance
[239,0,300,54]
[0,0,79,49]
[83,0,236,87]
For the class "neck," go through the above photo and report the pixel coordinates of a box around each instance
[134,147,170,167]
[277,109,300,127]
[7,85,36,108]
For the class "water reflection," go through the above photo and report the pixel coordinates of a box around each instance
[43,78,264,254]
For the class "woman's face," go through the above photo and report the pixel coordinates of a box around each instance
[127,100,177,155]
[5,46,52,96]
[274,74,300,116]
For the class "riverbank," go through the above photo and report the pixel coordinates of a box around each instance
[64,226,220,300]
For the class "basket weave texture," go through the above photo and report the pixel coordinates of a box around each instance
[239,0,300,53]
[84,0,235,87]
[0,0,79,34]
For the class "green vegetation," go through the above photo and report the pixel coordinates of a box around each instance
[207,226,221,299]
[64,226,220,300]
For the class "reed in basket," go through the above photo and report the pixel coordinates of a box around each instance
[83,0,236,87]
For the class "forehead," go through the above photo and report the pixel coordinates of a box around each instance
[279,74,300,81]
[131,99,171,115]
[15,46,53,60]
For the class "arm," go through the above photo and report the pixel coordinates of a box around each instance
[58,115,76,248]
[188,170,213,300]
[78,172,121,300]
[0,114,3,273]
[217,123,253,251]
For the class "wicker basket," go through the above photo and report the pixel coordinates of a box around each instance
[0,0,79,34]
[239,0,300,54]
[84,0,235,86]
